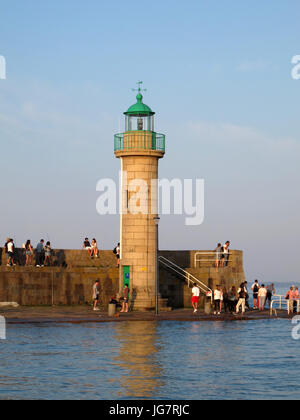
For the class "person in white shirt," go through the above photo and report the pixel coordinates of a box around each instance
[214,285,223,315]
[192,283,200,313]
[7,239,15,267]
[221,241,230,267]
[258,284,267,311]
[93,280,100,311]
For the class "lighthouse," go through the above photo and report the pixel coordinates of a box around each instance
[114,82,166,311]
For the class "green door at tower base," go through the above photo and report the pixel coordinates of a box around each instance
[123,266,130,296]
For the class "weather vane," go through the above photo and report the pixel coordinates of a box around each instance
[132,81,147,94]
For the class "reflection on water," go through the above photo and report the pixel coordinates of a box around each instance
[0,319,300,400]
[111,322,163,399]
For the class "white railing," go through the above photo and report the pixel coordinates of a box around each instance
[194,251,232,268]
[270,294,300,316]
[159,256,213,300]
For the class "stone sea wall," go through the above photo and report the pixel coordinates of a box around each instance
[0,249,245,308]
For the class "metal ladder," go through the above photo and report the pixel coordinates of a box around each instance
[158,256,213,298]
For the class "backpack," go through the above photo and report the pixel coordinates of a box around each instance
[113,247,117,255]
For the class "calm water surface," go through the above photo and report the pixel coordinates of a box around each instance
[0,319,299,400]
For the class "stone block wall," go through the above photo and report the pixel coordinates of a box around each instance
[0,249,245,308]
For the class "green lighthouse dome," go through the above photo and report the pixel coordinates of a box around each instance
[124,93,155,117]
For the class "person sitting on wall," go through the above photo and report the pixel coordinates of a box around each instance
[90,238,99,259]
[109,296,122,309]
[83,238,92,256]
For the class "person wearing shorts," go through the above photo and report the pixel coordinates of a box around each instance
[83,238,92,257]
[191,283,200,313]
[251,280,260,309]
[121,284,130,313]
[25,240,33,266]
[93,280,100,311]
[44,241,52,266]
[214,285,223,315]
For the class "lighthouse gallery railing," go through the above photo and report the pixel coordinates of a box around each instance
[114,131,165,153]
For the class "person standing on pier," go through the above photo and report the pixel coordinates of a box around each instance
[113,243,120,268]
[251,280,260,309]
[286,287,295,315]
[293,287,299,314]
[121,284,130,313]
[6,239,15,267]
[221,241,230,267]
[44,242,52,266]
[266,284,275,309]
[214,285,223,315]
[235,283,247,315]
[258,284,267,311]
[36,239,45,267]
[191,283,200,313]
[93,280,100,311]
[25,240,33,266]
[215,243,222,268]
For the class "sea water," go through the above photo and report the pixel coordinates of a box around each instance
[0,317,299,400]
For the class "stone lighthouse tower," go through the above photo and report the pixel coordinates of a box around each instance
[114,82,166,311]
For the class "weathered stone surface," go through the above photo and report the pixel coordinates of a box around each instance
[0,248,245,309]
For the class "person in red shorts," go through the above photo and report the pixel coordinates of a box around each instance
[192,283,200,313]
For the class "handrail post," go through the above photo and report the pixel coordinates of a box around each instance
[280,296,282,310]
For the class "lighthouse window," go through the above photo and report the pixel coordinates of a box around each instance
[137,118,143,131]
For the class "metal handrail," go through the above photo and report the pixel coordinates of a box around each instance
[270,294,300,316]
[114,131,165,153]
[194,251,232,268]
[159,256,213,300]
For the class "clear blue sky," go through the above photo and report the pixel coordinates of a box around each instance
[0,0,300,283]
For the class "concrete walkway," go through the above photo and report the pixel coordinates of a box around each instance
[0,306,293,324]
